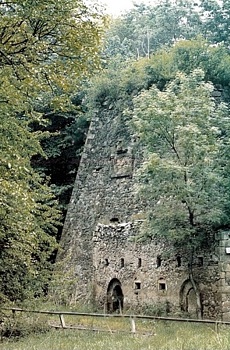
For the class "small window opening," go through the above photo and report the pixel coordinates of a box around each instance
[176,256,181,267]
[105,258,109,266]
[156,256,161,268]
[159,282,166,290]
[110,217,119,223]
[134,282,141,290]
[120,258,124,268]
[198,256,203,266]
[158,279,166,291]
[138,258,142,268]
[116,148,128,155]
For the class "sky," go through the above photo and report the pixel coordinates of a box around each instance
[101,0,153,16]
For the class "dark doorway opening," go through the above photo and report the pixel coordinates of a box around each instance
[180,279,201,318]
[107,278,124,313]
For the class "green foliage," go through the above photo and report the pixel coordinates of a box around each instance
[87,38,230,119]
[0,110,59,301]
[48,254,79,306]
[142,38,230,91]
[84,35,230,250]
[130,69,230,245]
[104,0,207,61]
[201,0,230,47]
[103,0,230,67]
[0,0,104,93]
[84,59,150,117]
[141,301,171,316]
[0,0,105,303]
[167,39,230,86]
[1,312,50,340]
[32,113,89,220]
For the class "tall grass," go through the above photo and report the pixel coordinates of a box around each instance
[2,321,230,350]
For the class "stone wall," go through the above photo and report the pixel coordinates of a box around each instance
[219,231,230,320]
[93,221,221,319]
[59,110,143,302]
[59,101,226,319]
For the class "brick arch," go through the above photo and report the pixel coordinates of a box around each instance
[106,278,124,313]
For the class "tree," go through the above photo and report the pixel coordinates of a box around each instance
[0,110,61,301]
[0,0,105,107]
[131,69,230,317]
[104,0,203,61]
[0,0,105,302]
[32,111,90,243]
[200,0,230,47]
[104,0,230,65]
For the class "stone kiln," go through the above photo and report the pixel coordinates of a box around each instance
[59,109,230,320]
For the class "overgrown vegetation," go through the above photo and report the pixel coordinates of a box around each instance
[80,1,230,322]
[131,69,229,240]
[0,0,105,303]
[2,319,230,350]
[1,0,230,333]
[0,312,50,341]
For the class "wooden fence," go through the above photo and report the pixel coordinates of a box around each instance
[2,308,230,334]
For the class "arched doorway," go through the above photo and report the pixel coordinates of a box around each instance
[180,279,201,317]
[107,278,124,313]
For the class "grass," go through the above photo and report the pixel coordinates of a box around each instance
[1,318,230,350]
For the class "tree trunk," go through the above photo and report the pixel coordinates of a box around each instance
[189,247,202,319]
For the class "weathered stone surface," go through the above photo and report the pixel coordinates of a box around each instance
[92,221,221,318]
[59,105,228,320]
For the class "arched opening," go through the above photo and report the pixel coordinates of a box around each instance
[110,217,119,223]
[106,278,124,313]
[156,256,161,268]
[180,279,201,318]
[176,256,181,267]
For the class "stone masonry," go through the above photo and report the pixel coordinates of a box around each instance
[59,105,230,320]
[93,221,222,318]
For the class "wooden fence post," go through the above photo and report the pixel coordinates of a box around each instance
[130,317,136,334]
[59,314,66,328]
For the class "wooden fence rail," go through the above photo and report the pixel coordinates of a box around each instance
[1,307,230,334]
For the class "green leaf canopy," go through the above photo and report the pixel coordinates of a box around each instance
[131,69,230,243]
